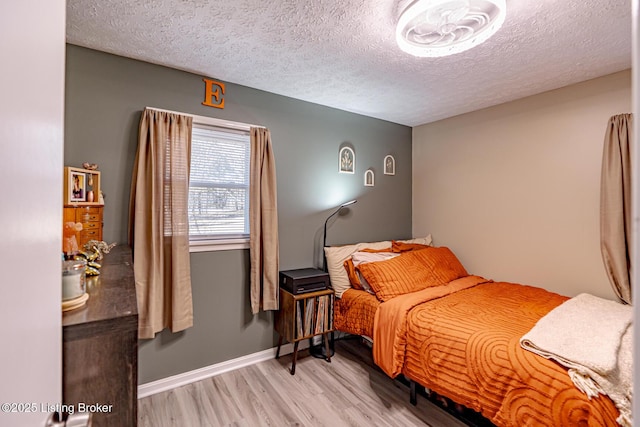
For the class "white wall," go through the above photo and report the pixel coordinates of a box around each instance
[0,1,65,425]
[413,70,630,299]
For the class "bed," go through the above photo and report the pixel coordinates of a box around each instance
[327,238,624,427]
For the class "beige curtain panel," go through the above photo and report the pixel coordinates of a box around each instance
[249,127,280,314]
[129,108,194,338]
[600,113,633,304]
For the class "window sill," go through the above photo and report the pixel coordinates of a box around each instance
[189,239,250,252]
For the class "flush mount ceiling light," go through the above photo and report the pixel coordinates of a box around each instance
[396,0,506,57]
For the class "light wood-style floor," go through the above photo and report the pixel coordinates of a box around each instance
[138,338,468,427]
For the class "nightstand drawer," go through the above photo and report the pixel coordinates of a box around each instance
[76,207,101,222]
[82,221,100,230]
[81,229,101,241]
[82,222,101,230]
[80,213,101,222]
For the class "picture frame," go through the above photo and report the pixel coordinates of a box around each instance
[339,146,355,174]
[69,171,86,202]
[64,166,102,205]
[364,169,375,187]
[384,155,395,175]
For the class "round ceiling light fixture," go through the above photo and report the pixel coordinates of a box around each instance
[396,0,506,57]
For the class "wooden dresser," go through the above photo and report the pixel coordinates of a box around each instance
[63,204,103,248]
[62,245,138,427]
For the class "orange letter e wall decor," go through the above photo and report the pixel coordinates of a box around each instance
[202,78,225,109]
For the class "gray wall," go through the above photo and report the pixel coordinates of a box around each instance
[64,45,412,383]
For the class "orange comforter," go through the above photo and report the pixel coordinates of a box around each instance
[374,280,620,426]
[334,288,380,338]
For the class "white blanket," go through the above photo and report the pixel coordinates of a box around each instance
[520,293,633,427]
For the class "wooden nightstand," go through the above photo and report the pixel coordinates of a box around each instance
[274,286,334,375]
[63,204,104,248]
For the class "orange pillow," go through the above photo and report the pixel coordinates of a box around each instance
[357,250,433,301]
[392,241,431,253]
[411,246,468,284]
[358,247,468,301]
[344,258,364,290]
[361,247,395,254]
[344,250,398,290]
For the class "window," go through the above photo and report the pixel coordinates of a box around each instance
[189,122,250,251]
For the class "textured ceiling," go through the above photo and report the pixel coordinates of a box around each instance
[66,0,631,127]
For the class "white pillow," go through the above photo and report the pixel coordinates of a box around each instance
[324,235,433,297]
[351,251,399,294]
[398,234,433,246]
[357,272,374,294]
[351,251,399,266]
[325,240,391,298]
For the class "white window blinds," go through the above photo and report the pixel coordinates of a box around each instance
[188,123,250,241]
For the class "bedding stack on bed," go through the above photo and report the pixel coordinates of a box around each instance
[328,236,433,338]
[520,293,632,427]
[326,237,624,427]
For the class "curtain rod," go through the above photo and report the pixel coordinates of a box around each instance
[145,106,264,132]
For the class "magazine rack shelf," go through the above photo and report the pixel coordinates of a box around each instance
[274,287,334,375]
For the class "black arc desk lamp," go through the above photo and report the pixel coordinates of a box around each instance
[311,199,357,359]
[322,199,357,271]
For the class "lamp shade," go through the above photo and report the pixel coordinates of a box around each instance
[396,0,506,57]
[338,200,357,208]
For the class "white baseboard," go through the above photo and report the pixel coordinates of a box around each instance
[138,340,310,399]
